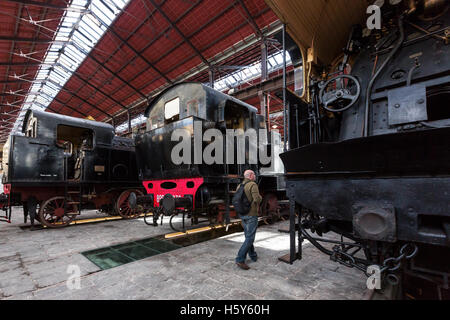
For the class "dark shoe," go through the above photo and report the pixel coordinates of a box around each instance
[250,256,258,262]
[236,262,250,270]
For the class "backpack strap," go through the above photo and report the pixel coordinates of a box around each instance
[238,180,252,192]
[240,180,253,201]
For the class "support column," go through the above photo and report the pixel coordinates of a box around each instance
[258,91,266,119]
[127,111,132,134]
[260,39,268,126]
[261,40,268,81]
[282,24,287,152]
[209,68,215,89]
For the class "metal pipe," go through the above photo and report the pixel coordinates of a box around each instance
[289,199,296,262]
[295,106,300,146]
[282,24,287,152]
[407,60,420,86]
[363,15,405,137]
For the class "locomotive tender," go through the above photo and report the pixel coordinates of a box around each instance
[267,0,450,298]
[133,82,286,230]
[1,109,143,228]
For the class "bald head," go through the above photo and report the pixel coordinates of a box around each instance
[244,170,256,181]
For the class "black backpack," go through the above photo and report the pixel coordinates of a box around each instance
[232,181,251,216]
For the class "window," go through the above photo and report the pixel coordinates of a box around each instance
[25,116,37,138]
[146,97,181,131]
[164,97,180,121]
[56,125,94,153]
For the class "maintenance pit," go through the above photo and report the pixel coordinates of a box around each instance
[0,207,367,300]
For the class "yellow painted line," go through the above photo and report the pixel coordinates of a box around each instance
[186,226,213,234]
[70,216,123,225]
[164,220,244,239]
[41,213,151,228]
[165,232,186,239]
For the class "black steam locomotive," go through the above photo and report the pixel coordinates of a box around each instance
[132,82,286,230]
[1,109,143,228]
[269,0,450,298]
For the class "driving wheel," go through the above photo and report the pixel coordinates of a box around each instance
[115,189,144,219]
[38,196,78,228]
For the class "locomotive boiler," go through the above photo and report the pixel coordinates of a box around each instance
[1,109,143,228]
[266,0,450,299]
[132,82,287,230]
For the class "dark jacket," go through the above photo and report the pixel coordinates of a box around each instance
[237,178,262,217]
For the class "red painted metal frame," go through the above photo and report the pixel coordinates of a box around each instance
[47,0,278,121]
[0,1,67,141]
[142,177,204,208]
[3,184,11,194]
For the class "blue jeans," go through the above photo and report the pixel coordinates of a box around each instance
[236,215,258,263]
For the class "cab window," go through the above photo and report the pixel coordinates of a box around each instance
[25,116,37,138]
[56,125,94,154]
[164,97,180,121]
[147,97,181,131]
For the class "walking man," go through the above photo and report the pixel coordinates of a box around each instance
[235,170,262,270]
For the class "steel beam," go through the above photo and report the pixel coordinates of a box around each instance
[282,24,287,152]
[231,70,295,101]
[45,78,114,120]
[65,0,173,114]
[209,69,214,89]
[261,41,268,81]
[0,36,68,44]
[89,11,173,85]
[56,62,129,111]
[88,0,231,116]
[3,0,87,12]
[47,102,89,118]
[1,3,24,106]
[0,62,41,66]
[127,111,131,133]
[147,0,210,67]
[110,15,271,112]
[236,0,263,39]
[112,17,281,123]
[72,41,148,100]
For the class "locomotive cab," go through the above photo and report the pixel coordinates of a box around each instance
[55,124,94,180]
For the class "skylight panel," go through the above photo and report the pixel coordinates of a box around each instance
[115,114,146,133]
[92,1,115,21]
[12,0,129,134]
[117,49,294,133]
[210,51,292,94]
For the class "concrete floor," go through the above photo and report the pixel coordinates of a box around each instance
[0,207,367,300]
